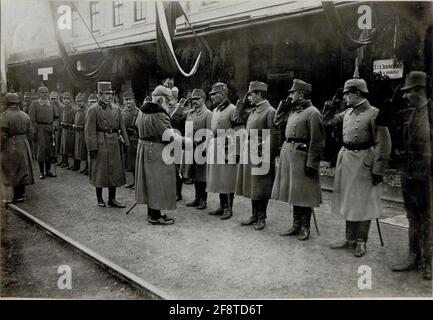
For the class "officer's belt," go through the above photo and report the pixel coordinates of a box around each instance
[61,123,74,129]
[97,129,118,134]
[285,138,308,144]
[36,121,53,125]
[74,125,84,131]
[343,142,373,150]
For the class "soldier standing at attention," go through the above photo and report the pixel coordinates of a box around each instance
[386,71,432,280]
[85,82,129,208]
[323,78,392,257]
[272,79,324,240]
[235,81,280,230]
[29,86,59,179]
[50,91,64,159]
[73,93,88,174]
[207,82,243,220]
[122,90,139,188]
[0,93,34,203]
[59,92,78,170]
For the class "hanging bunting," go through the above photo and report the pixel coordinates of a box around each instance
[48,1,109,88]
[155,1,202,77]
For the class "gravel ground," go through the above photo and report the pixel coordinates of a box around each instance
[1,164,431,299]
[1,209,152,299]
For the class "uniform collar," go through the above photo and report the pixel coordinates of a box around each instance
[8,105,20,111]
[192,104,206,116]
[216,99,230,112]
[253,100,268,113]
[294,100,312,112]
[98,99,111,109]
[348,99,369,115]
[38,98,50,106]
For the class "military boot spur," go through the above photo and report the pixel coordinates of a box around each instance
[354,240,367,257]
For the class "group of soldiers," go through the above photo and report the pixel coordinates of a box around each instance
[1,70,431,281]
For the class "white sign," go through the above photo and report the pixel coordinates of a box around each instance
[373,59,404,79]
[38,67,53,80]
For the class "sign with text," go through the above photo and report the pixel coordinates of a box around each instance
[38,67,53,80]
[373,59,404,79]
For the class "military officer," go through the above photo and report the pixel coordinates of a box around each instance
[207,82,244,220]
[135,85,179,225]
[272,79,324,240]
[73,93,88,174]
[22,92,32,114]
[235,81,280,230]
[174,88,213,209]
[59,92,78,170]
[389,71,432,280]
[122,90,139,188]
[85,82,129,208]
[0,93,34,202]
[323,78,392,257]
[50,91,64,160]
[29,86,59,179]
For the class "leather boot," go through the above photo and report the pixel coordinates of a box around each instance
[280,207,301,236]
[241,200,258,226]
[96,188,105,207]
[108,187,126,208]
[331,221,357,249]
[392,219,420,272]
[210,194,227,216]
[254,204,266,230]
[197,199,207,210]
[420,261,432,280]
[298,208,311,241]
[354,240,367,257]
[186,199,200,207]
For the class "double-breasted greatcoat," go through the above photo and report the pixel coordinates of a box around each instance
[235,100,280,200]
[60,104,78,157]
[323,100,392,221]
[74,106,87,161]
[29,99,59,162]
[85,100,129,188]
[271,100,325,207]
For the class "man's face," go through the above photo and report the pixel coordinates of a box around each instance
[343,90,363,107]
[247,92,261,105]
[50,96,58,102]
[63,97,71,105]
[100,92,113,102]
[39,92,48,100]
[24,96,31,103]
[402,88,422,108]
[288,91,303,105]
[76,99,84,108]
[191,97,204,109]
[210,91,224,105]
[124,97,133,108]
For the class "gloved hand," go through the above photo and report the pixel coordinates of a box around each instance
[305,166,317,177]
[372,174,383,185]
[89,150,98,159]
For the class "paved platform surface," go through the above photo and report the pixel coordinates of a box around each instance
[1,165,431,299]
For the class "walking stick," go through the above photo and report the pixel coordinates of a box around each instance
[312,209,320,235]
[376,218,384,246]
[125,202,137,215]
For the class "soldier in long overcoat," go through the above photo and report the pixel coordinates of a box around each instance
[272,79,325,240]
[383,71,432,280]
[85,82,129,208]
[73,93,88,174]
[0,93,34,202]
[29,86,59,179]
[174,89,213,209]
[59,92,78,169]
[235,81,280,230]
[50,91,64,159]
[323,78,392,257]
[207,82,245,220]
[122,90,139,188]
[135,85,179,225]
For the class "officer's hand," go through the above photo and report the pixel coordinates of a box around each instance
[305,166,317,177]
[372,174,383,185]
[89,150,98,159]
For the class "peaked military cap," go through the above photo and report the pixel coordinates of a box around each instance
[289,79,312,94]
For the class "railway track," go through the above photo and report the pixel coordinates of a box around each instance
[4,202,171,300]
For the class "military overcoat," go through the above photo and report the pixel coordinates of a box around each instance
[60,104,77,157]
[85,100,129,187]
[74,107,87,160]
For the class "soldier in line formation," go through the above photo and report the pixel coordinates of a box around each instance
[2,71,430,281]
